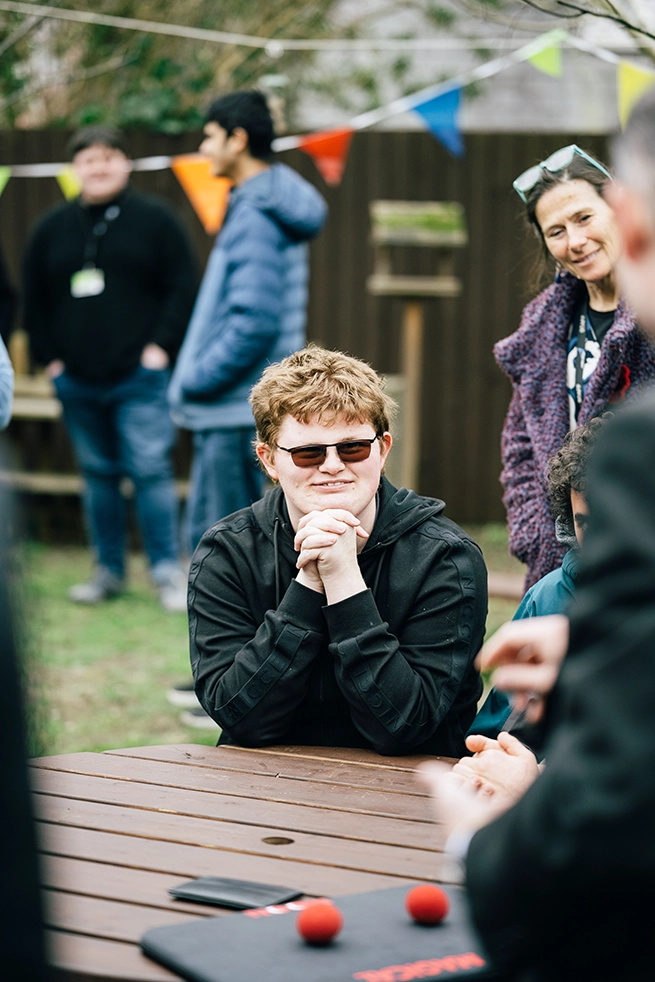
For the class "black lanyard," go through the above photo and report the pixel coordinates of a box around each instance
[78,202,122,268]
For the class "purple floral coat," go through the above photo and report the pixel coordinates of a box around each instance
[495,273,655,590]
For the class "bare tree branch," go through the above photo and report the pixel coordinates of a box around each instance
[0,0,63,57]
[554,0,655,41]
[519,0,581,18]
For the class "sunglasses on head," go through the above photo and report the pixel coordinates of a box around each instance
[276,436,380,468]
[513,144,612,203]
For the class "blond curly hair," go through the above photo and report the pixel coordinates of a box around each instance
[250,345,397,449]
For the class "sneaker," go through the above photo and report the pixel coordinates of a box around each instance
[180,706,220,730]
[151,561,188,613]
[68,566,124,604]
[166,680,200,708]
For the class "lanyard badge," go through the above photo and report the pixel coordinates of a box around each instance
[70,202,121,299]
[70,267,105,297]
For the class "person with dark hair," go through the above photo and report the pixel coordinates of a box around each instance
[512,412,608,619]
[204,90,275,160]
[469,414,607,739]
[23,125,198,609]
[495,145,655,591]
[420,90,655,982]
[168,91,327,557]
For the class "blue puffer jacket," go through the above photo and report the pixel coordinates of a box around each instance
[168,163,327,430]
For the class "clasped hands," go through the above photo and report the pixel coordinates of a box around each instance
[294,508,368,605]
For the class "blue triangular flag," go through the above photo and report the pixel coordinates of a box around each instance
[413,88,464,157]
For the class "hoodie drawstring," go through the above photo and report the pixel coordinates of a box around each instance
[273,516,281,607]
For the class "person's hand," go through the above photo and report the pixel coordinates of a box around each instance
[140,343,169,370]
[417,762,509,842]
[47,359,65,379]
[477,615,569,723]
[452,732,540,805]
[294,509,368,601]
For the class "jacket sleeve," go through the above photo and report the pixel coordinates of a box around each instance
[465,395,655,974]
[0,248,15,344]
[149,207,198,358]
[499,385,548,574]
[0,335,13,430]
[189,535,331,745]
[180,209,284,400]
[323,532,487,756]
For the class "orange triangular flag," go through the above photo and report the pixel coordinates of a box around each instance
[171,154,232,234]
[298,128,354,186]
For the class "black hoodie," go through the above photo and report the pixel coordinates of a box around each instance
[188,476,487,756]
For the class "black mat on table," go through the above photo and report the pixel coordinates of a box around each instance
[141,883,501,982]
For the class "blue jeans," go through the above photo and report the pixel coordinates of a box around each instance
[187,427,264,553]
[54,366,181,578]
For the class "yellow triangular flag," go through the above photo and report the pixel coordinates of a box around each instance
[171,154,231,234]
[618,61,655,128]
[56,166,81,200]
[0,166,10,198]
[528,42,562,78]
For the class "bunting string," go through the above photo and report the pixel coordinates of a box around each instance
[1,28,654,226]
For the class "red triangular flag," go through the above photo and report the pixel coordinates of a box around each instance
[298,128,354,186]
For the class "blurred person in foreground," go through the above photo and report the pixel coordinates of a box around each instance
[0,332,13,430]
[421,90,655,982]
[188,346,487,755]
[23,126,197,610]
[0,244,15,427]
[496,143,655,591]
[0,476,49,980]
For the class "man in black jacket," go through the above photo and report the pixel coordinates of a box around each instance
[421,91,655,982]
[188,345,487,756]
[23,126,198,609]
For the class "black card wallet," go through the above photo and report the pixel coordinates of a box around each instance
[168,876,303,909]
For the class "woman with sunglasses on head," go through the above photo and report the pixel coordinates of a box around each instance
[187,345,487,756]
[496,144,655,590]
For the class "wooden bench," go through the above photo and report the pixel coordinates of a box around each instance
[2,374,190,499]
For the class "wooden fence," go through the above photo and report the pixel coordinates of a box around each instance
[0,129,609,537]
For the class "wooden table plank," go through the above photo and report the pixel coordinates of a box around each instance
[36,794,444,878]
[31,754,431,820]
[41,856,221,916]
[39,823,446,897]
[44,889,207,945]
[107,743,446,771]
[102,744,437,792]
[31,770,438,848]
[47,930,179,982]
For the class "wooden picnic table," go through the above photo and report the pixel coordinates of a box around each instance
[31,743,455,981]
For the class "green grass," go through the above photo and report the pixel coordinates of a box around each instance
[22,543,217,757]
[463,523,525,637]
[22,525,523,757]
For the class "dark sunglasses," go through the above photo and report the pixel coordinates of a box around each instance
[276,436,379,468]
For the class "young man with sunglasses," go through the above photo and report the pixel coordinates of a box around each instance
[187,345,487,755]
